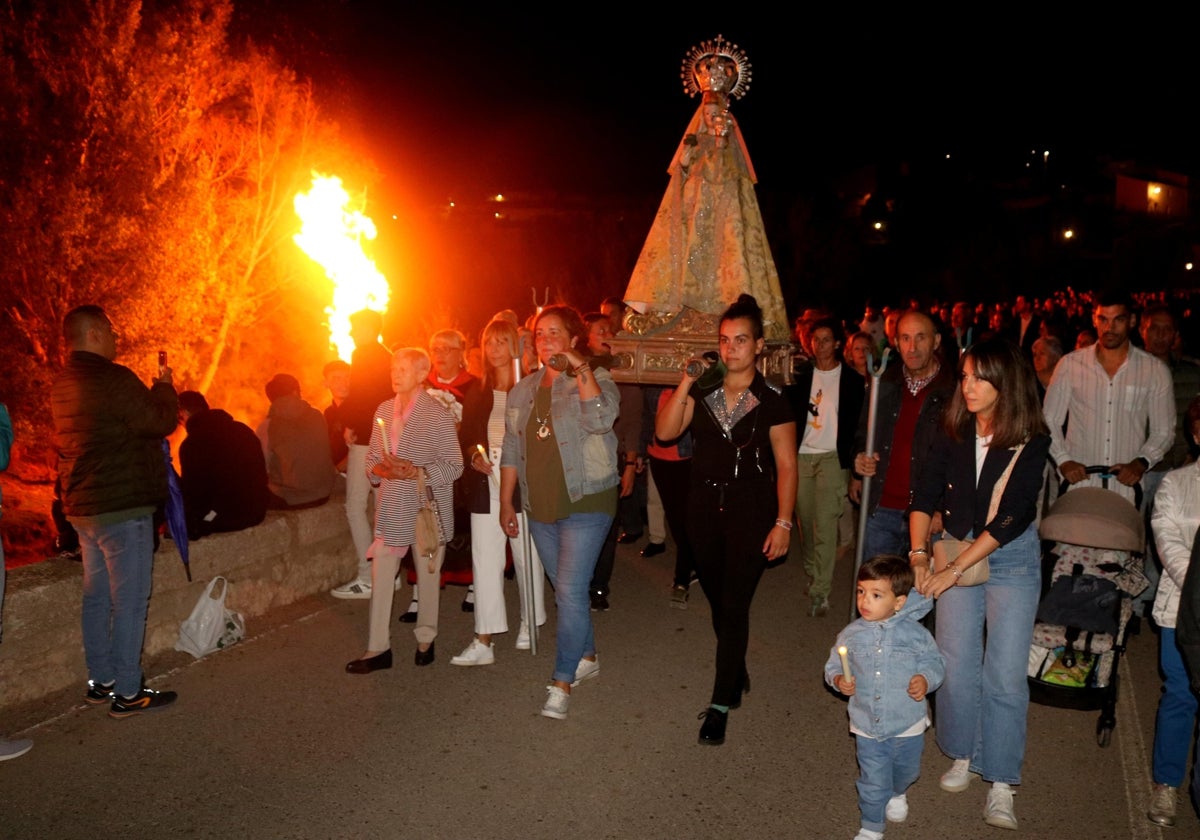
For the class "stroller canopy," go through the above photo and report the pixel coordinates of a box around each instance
[1038,487,1144,552]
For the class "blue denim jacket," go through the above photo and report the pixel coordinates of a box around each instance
[824,590,945,740]
[501,366,620,506]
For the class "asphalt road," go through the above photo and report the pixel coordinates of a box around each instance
[2,539,1195,840]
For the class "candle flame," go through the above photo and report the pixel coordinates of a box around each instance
[293,173,390,361]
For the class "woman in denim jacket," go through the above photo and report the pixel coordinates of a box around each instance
[500,305,619,720]
[826,556,944,840]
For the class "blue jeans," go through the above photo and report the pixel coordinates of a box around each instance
[76,514,155,698]
[934,524,1040,785]
[862,505,909,562]
[529,513,611,685]
[1152,628,1200,789]
[855,732,924,832]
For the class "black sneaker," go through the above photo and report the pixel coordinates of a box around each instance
[589,591,610,612]
[109,687,178,719]
[85,679,115,705]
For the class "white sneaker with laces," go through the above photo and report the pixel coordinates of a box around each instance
[940,758,972,792]
[885,793,908,822]
[1147,783,1177,827]
[571,656,600,687]
[331,578,372,599]
[515,623,531,650]
[852,829,883,840]
[541,686,569,719]
[450,639,495,666]
[984,782,1017,830]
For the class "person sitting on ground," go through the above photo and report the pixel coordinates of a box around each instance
[257,373,335,510]
[177,390,268,539]
[826,555,945,840]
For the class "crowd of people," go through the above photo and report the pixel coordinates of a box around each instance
[1,288,1197,838]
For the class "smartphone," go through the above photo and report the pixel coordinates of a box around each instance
[158,350,167,368]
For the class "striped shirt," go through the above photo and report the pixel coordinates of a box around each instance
[1043,343,1173,502]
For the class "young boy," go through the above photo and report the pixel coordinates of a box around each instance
[825,555,945,840]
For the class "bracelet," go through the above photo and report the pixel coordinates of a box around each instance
[774,518,792,531]
[574,363,591,374]
[907,548,928,559]
[946,562,963,579]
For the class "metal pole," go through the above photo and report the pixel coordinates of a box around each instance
[851,347,890,621]
[513,334,538,655]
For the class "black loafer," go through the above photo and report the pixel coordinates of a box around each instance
[346,649,392,674]
[697,708,727,746]
[398,602,418,624]
[641,541,666,558]
[414,642,435,666]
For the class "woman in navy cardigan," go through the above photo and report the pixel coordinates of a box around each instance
[908,337,1050,832]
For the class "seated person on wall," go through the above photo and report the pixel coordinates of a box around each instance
[177,390,268,539]
[257,373,336,510]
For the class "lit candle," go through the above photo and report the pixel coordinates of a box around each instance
[376,417,388,455]
[837,646,853,683]
[475,444,490,464]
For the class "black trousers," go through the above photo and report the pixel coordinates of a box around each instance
[648,456,694,587]
[687,477,775,707]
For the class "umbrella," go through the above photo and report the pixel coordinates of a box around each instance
[162,439,191,581]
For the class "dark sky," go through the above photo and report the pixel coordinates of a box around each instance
[239,4,1198,206]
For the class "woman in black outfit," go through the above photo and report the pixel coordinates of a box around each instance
[656,294,797,746]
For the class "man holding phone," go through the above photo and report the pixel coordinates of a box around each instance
[51,305,180,718]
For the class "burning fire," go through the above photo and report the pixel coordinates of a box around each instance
[293,173,389,360]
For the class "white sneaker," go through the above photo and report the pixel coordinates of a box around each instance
[571,656,600,686]
[541,686,569,719]
[450,639,495,666]
[885,794,908,822]
[939,758,972,792]
[852,829,883,840]
[331,578,372,599]
[1147,783,1178,826]
[984,782,1017,830]
[515,623,531,650]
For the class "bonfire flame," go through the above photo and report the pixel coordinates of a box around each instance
[293,173,389,360]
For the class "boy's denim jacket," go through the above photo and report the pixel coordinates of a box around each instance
[501,365,620,505]
[824,589,945,740]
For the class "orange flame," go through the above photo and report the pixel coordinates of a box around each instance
[293,173,389,360]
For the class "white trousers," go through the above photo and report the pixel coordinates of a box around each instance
[471,495,546,636]
[345,444,373,581]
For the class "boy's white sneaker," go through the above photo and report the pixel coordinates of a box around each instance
[940,758,972,792]
[885,793,908,822]
[853,829,884,840]
[541,686,569,719]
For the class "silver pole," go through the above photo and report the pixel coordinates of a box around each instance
[513,340,538,655]
[851,347,890,621]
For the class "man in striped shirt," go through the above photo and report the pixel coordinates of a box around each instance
[1043,290,1174,507]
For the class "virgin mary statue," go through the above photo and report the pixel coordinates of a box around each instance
[624,35,787,341]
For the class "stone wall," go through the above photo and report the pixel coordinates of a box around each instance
[0,501,356,715]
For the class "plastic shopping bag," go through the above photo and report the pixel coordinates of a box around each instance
[175,576,245,659]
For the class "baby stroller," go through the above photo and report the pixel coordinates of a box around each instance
[1027,467,1148,747]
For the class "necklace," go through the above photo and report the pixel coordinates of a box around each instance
[534,386,552,441]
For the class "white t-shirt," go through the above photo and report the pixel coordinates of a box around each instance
[799,365,841,454]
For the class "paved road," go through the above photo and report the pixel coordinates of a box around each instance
[2,539,1195,839]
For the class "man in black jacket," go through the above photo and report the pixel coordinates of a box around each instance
[177,391,268,539]
[50,305,179,718]
[850,310,956,563]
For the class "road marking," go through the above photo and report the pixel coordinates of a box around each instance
[1118,653,1162,840]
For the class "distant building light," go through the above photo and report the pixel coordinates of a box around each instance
[449,201,455,208]
[494,212,502,219]
[1148,184,1163,198]
[1063,229,1075,240]
[493,194,505,202]
[873,221,884,231]
[1186,262,1194,271]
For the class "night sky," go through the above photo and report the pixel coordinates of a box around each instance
[240,4,1199,206]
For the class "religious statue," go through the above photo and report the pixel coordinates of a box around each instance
[623,35,788,341]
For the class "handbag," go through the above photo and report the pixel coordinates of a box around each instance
[175,576,245,659]
[414,468,443,574]
[931,442,1025,587]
